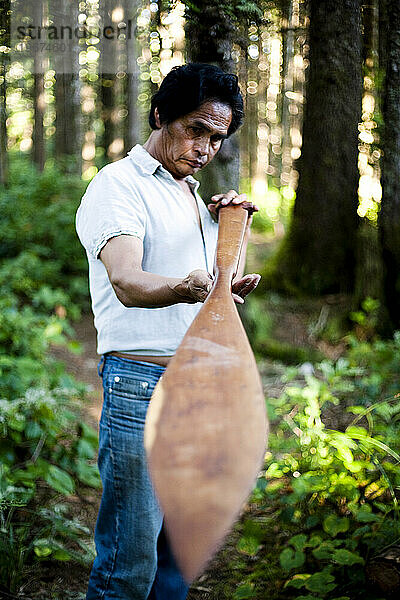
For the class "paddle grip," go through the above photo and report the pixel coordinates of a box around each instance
[214,204,248,280]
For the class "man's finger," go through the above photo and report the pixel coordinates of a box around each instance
[232,293,245,304]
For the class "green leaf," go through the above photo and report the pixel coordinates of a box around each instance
[312,541,336,560]
[77,438,96,459]
[332,549,364,565]
[289,533,308,551]
[33,538,53,558]
[233,583,257,599]
[76,462,101,488]
[305,570,336,594]
[44,465,75,495]
[237,535,260,556]
[354,505,380,523]
[323,514,350,537]
[24,421,42,439]
[280,547,305,570]
[284,574,310,589]
[52,548,72,561]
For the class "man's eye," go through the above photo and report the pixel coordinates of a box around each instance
[189,126,202,135]
[211,136,223,144]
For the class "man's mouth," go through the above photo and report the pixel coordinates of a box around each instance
[187,160,204,169]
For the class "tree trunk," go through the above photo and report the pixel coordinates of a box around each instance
[378,0,400,332]
[54,0,81,170]
[379,0,390,72]
[99,0,118,160]
[0,0,10,186]
[32,0,45,171]
[276,0,362,295]
[184,3,240,202]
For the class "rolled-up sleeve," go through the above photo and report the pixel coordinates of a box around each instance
[76,166,146,260]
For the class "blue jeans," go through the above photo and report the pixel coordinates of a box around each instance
[86,355,189,600]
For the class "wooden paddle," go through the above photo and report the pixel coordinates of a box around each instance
[144,203,268,583]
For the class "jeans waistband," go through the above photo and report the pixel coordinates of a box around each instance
[98,354,166,378]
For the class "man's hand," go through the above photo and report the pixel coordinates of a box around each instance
[208,190,259,227]
[231,273,261,304]
[168,269,213,303]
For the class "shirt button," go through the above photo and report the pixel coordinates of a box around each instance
[114,376,120,382]
[108,387,112,393]
[141,381,148,389]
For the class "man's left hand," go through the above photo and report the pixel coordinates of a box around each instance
[208,190,259,226]
[231,273,261,304]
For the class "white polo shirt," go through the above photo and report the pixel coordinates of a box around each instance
[76,144,219,356]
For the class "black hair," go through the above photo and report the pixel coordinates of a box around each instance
[149,63,244,137]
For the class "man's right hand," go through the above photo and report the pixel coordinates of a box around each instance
[168,269,214,304]
[101,235,214,308]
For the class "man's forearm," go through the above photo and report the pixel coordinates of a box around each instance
[110,269,213,308]
[111,270,194,308]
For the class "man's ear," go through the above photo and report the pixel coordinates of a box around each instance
[154,107,162,129]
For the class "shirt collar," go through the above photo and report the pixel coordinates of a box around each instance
[127,144,200,192]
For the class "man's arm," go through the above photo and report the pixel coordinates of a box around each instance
[100,235,213,308]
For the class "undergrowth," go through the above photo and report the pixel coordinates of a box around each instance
[0,158,98,594]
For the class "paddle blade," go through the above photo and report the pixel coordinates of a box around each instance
[144,292,268,582]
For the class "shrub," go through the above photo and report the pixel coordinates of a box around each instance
[235,335,400,599]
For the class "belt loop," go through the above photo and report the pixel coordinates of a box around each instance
[97,355,105,377]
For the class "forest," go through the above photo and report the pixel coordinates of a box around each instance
[1,0,400,598]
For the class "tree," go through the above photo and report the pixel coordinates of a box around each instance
[99,0,118,160]
[183,0,263,201]
[0,0,10,186]
[53,0,81,169]
[274,0,362,295]
[123,0,140,152]
[32,0,45,171]
[378,0,400,332]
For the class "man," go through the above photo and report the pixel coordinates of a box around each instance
[76,63,260,600]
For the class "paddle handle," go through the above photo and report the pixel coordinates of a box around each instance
[214,204,248,281]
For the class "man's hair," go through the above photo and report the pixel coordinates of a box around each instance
[149,63,244,137]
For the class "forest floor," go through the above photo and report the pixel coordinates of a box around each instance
[19,285,349,600]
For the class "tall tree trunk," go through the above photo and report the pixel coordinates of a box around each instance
[32,0,45,171]
[184,3,240,202]
[100,0,118,160]
[124,0,140,152]
[0,0,10,186]
[54,0,81,170]
[379,0,390,72]
[276,0,362,295]
[378,0,400,332]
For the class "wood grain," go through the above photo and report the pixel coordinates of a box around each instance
[144,204,268,582]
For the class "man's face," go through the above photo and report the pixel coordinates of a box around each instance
[155,101,232,179]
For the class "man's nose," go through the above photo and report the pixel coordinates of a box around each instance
[194,136,210,156]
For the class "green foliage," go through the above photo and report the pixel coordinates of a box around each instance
[0,157,99,593]
[235,333,400,599]
[0,157,88,308]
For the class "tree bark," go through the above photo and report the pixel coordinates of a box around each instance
[123,0,141,152]
[0,0,10,186]
[53,0,81,169]
[378,0,400,332]
[276,0,362,295]
[184,3,240,201]
[100,0,118,160]
[32,0,45,171]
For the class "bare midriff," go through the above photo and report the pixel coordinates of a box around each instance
[108,352,172,366]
